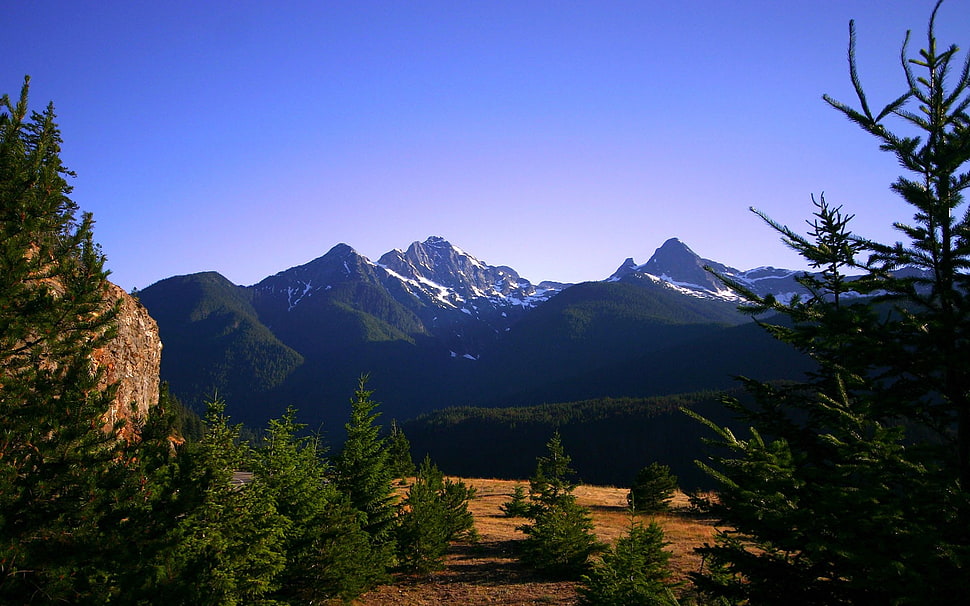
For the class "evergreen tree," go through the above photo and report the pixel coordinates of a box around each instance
[106,388,199,604]
[396,456,478,574]
[518,433,604,577]
[160,381,204,443]
[691,3,970,602]
[386,418,416,480]
[333,375,398,562]
[527,431,579,513]
[500,484,531,518]
[0,76,138,603]
[255,406,386,602]
[151,399,287,605]
[578,518,677,606]
[439,473,478,543]
[627,462,678,513]
[396,456,452,574]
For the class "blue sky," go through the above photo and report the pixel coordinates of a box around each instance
[5,1,968,291]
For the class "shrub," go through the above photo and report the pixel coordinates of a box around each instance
[579,519,677,605]
[396,456,477,574]
[518,433,605,577]
[500,484,531,518]
[627,463,678,513]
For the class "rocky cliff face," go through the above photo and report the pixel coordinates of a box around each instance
[91,283,163,440]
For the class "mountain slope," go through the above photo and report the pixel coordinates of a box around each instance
[139,236,814,433]
[137,272,304,405]
[611,238,806,301]
[402,392,744,489]
[252,244,427,356]
[470,279,747,406]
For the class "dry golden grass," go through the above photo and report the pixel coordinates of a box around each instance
[352,478,717,605]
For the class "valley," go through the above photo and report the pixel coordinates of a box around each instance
[137,235,815,483]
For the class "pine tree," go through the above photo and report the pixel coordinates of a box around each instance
[396,456,477,574]
[333,375,398,564]
[104,386,197,604]
[500,484,531,518]
[386,418,416,480]
[518,433,604,577]
[150,399,288,605]
[691,3,970,602]
[578,518,677,606]
[0,77,136,603]
[528,431,579,513]
[396,456,452,574]
[254,406,386,602]
[627,462,678,513]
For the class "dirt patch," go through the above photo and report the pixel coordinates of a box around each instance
[351,478,716,605]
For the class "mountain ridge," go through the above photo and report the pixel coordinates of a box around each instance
[138,235,814,431]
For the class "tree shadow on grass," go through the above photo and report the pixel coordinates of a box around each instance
[423,539,574,587]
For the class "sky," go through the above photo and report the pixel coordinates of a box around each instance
[5,1,969,291]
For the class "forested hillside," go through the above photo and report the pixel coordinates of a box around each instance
[403,391,746,489]
[140,259,812,434]
[4,2,969,603]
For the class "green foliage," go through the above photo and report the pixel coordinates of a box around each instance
[403,391,768,489]
[151,399,287,605]
[440,475,478,541]
[578,519,677,606]
[528,431,579,512]
[396,456,478,574]
[518,433,604,577]
[692,4,970,602]
[627,463,678,513]
[0,76,137,603]
[334,375,399,562]
[254,406,386,602]
[159,381,203,442]
[386,418,416,479]
[500,484,531,518]
[138,271,305,408]
[519,497,605,579]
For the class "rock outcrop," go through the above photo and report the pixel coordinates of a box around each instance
[91,283,163,440]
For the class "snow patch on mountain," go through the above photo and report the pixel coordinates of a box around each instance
[286,281,316,311]
[610,238,808,302]
[376,236,567,316]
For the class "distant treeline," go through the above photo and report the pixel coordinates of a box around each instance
[402,390,745,490]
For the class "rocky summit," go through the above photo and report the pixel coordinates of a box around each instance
[137,235,819,432]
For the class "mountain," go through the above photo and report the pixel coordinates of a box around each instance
[247,237,567,359]
[138,236,813,433]
[377,236,566,312]
[609,238,805,302]
[137,272,304,408]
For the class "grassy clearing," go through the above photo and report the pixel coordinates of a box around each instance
[353,478,717,605]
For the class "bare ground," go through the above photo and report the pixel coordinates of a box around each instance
[351,478,716,606]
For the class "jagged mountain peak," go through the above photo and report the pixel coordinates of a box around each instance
[608,257,638,281]
[396,236,485,280]
[376,236,555,307]
[251,243,383,314]
[608,238,731,297]
[609,239,813,302]
[642,238,733,278]
[423,235,452,248]
[239,236,569,353]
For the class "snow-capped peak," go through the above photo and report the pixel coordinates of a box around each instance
[376,236,566,313]
[608,238,807,302]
